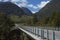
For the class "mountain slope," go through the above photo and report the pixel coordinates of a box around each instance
[36,0,60,20]
[35,0,60,26]
[0,2,32,16]
[21,7,32,16]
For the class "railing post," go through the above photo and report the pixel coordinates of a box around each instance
[35,27,36,35]
[47,30,49,40]
[33,27,34,34]
[34,27,35,34]
[38,28,39,37]
[41,29,44,40]
[53,31,55,40]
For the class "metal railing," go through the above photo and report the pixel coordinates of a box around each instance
[21,26,60,40]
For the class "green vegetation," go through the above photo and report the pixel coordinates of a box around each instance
[10,11,60,27]
[0,12,15,40]
[36,11,60,27]
[47,11,60,27]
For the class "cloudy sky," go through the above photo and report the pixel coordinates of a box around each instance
[0,0,50,13]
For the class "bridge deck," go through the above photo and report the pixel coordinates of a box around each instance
[17,27,60,40]
[15,23,60,40]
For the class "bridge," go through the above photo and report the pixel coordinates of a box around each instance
[11,24,60,40]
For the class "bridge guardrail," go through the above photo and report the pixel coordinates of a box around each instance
[20,26,60,40]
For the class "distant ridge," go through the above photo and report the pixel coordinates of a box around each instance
[0,2,32,16]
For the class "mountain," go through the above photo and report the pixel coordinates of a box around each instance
[36,0,60,20]
[21,7,32,16]
[34,0,60,26]
[0,2,32,16]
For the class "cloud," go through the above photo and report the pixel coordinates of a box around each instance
[28,4,33,7]
[27,1,50,9]
[3,0,9,2]
[3,0,27,3]
[17,3,27,7]
[32,11,38,13]
[1,0,28,7]
[21,0,27,3]
[28,4,38,9]
[11,0,20,2]
[1,0,50,8]
[32,11,36,13]
[37,1,50,8]
[15,0,28,7]
[0,0,50,13]
[27,1,50,13]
